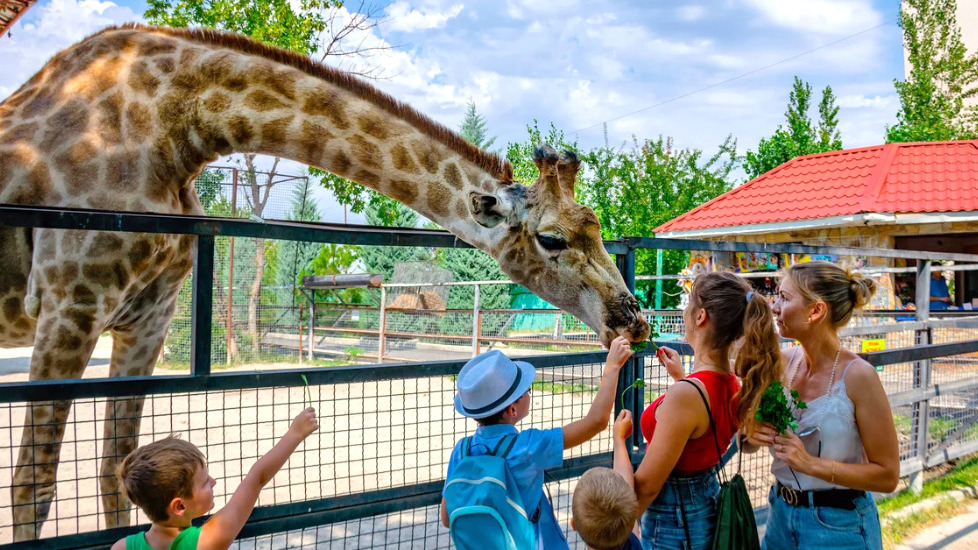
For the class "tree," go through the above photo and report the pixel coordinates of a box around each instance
[359,201,432,281]
[274,179,325,292]
[887,0,978,142]
[192,168,224,210]
[578,135,739,307]
[458,101,497,150]
[743,77,843,180]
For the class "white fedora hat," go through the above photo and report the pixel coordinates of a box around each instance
[454,350,536,419]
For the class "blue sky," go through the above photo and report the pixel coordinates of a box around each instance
[0,0,906,222]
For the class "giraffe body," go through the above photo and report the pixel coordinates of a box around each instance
[0,24,648,539]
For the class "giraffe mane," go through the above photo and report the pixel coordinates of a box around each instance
[92,23,515,182]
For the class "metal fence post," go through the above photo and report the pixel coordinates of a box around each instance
[471,284,481,357]
[227,168,238,365]
[910,260,932,492]
[378,286,387,364]
[655,248,664,310]
[615,245,642,452]
[308,292,315,362]
[191,235,215,376]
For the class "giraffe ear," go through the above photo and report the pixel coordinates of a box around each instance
[469,191,511,228]
[555,150,580,199]
[533,145,561,199]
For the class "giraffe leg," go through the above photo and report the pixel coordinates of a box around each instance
[99,294,179,528]
[11,310,102,541]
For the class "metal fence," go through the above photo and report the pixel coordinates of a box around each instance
[0,205,977,549]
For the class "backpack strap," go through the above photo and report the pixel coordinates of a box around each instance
[460,436,473,458]
[493,434,518,458]
[678,379,727,484]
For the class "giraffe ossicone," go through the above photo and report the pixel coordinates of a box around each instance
[0,24,649,540]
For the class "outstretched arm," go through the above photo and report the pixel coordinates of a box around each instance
[563,336,632,449]
[612,410,635,489]
[198,408,319,550]
[612,410,641,537]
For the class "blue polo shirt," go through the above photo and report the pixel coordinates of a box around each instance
[444,423,567,550]
[930,276,951,310]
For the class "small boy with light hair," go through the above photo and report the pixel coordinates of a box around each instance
[572,410,642,550]
[111,407,318,550]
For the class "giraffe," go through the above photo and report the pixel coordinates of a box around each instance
[0,24,651,539]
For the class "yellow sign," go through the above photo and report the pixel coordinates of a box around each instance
[861,339,886,353]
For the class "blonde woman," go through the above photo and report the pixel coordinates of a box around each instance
[747,262,899,550]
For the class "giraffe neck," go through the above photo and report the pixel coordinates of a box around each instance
[154,27,510,250]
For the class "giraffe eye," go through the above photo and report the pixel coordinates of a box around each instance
[536,233,568,252]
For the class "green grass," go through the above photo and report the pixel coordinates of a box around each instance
[530,381,597,394]
[891,414,969,441]
[882,497,966,548]
[878,455,978,514]
[159,356,351,371]
[878,454,978,548]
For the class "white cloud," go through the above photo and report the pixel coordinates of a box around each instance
[837,93,899,109]
[677,5,708,21]
[742,0,882,35]
[0,0,140,98]
[384,1,464,32]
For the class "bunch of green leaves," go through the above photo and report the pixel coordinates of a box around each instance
[620,379,646,411]
[629,340,659,353]
[755,381,807,434]
[629,326,661,353]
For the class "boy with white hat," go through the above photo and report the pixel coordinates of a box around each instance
[440,336,634,549]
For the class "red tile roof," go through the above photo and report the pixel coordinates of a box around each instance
[655,140,978,235]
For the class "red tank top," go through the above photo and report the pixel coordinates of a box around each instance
[640,370,740,471]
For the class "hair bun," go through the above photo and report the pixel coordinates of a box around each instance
[848,271,877,310]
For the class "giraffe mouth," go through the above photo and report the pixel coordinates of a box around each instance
[599,294,651,347]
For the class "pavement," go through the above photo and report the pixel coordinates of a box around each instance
[894,498,978,550]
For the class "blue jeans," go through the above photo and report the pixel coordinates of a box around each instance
[640,471,719,550]
[761,485,882,550]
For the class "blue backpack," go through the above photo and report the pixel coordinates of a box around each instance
[444,435,538,550]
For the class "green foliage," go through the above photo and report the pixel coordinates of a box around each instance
[576,135,738,308]
[755,381,807,434]
[359,201,433,281]
[144,0,339,56]
[629,340,659,353]
[505,122,577,184]
[459,100,497,150]
[309,169,402,226]
[274,181,323,291]
[887,0,978,142]
[344,346,363,361]
[743,77,843,180]
[193,169,224,210]
[878,454,978,514]
[620,378,646,410]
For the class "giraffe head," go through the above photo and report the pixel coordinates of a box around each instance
[470,146,650,346]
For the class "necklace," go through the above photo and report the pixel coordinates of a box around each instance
[787,341,843,396]
[782,342,843,490]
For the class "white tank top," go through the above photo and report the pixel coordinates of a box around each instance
[771,347,865,490]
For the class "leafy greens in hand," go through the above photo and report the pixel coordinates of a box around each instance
[755,381,807,434]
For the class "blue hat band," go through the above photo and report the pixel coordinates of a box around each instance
[460,365,523,416]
